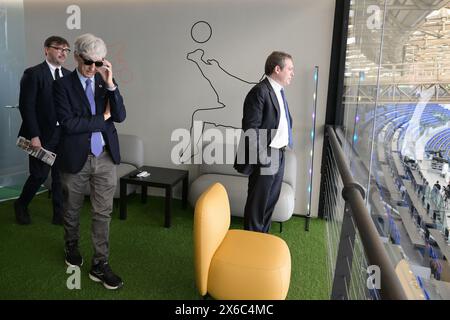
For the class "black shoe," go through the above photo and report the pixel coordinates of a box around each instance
[89,261,123,290]
[14,200,30,225]
[52,214,63,226]
[65,244,83,267]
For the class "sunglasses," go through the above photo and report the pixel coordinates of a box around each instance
[79,54,104,67]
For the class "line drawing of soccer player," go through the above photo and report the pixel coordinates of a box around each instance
[180,21,263,163]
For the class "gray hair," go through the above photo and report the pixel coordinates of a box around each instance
[74,33,107,59]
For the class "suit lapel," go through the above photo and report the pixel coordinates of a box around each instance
[94,74,105,115]
[41,61,54,85]
[61,67,71,77]
[70,70,91,113]
[264,78,280,118]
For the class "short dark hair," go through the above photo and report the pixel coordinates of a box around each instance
[44,36,69,48]
[264,51,292,76]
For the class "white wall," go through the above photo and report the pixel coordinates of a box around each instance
[23,0,335,217]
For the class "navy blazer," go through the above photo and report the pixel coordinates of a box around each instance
[53,70,126,174]
[18,61,70,143]
[234,78,292,175]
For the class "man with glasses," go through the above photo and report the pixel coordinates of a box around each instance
[15,36,71,225]
[54,33,126,290]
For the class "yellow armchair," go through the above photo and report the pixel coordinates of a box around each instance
[193,182,291,300]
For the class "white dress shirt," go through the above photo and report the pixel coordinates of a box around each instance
[46,60,63,80]
[267,76,289,149]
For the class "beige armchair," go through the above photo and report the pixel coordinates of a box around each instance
[188,142,297,232]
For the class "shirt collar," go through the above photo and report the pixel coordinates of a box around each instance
[76,68,95,86]
[267,76,284,93]
[45,60,60,74]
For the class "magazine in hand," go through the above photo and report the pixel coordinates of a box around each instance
[16,136,56,166]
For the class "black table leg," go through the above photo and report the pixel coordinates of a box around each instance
[141,185,147,204]
[182,175,188,209]
[165,186,172,228]
[119,179,127,220]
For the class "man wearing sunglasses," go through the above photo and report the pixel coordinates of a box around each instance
[15,36,71,226]
[53,33,126,290]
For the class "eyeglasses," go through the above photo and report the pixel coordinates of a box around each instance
[79,54,104,67]
[48,46,71,54]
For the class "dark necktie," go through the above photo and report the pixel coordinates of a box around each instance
[85,79,103,157]
[280,88,293,148]
[54,68,60,80]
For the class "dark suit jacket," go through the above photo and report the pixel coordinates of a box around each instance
[53,70,126,174]
[234,78,292,175]
[18,61,70,143]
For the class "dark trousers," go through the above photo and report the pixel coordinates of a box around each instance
[17,128,63,218]
[244,149,285,233]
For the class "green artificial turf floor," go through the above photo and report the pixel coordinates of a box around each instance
[0,192,329,300]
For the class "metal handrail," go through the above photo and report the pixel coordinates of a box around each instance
[326,126,407,300]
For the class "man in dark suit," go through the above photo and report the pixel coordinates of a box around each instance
[15,36,71,225]
[54,33,126,290]
[234,51,294,233]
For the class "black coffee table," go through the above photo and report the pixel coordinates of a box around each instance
[119,166,189,228]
